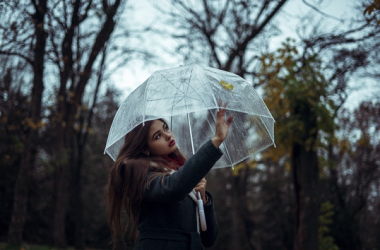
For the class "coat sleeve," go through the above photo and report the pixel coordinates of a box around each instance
[143,140,223,203]
[201,191,219,247]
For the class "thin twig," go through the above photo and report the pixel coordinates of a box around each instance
[302,0,344,22]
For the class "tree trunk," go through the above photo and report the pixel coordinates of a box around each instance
[230,164,256,250]
[240,165,258,250]
[7,1,47,244]
[52,141,70,247]
[7,136,34,245]
[292,103,319,250]
[72,44,107,249]
[73,144,85,249]
[292,143,319,250]
[51,1,122,246]
[230,173,244,250]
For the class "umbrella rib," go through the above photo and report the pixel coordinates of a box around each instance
[180,70,218,112]
[146,95,203,103]
[181,67,214,110]
[152,73,186,111]
[149,68,219,114]
[184,67,195,154]
[190,66,220,110]
[158,73,186,94]
[199,73,219,111]
[257,116,276,147]
[187,113,195,154]
[143,80,149,125]
[171,77,183,116]
[149,73,205,112]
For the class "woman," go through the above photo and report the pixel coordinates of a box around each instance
[107,103,233,250]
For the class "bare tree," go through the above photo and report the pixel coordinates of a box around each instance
[1,0,154,247]
[155,0,288,74]
[323,102,380,249]
[0,0,48,245]
[0,58,32,245]
[43,0,125,247]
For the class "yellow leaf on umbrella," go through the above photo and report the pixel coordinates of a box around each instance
[219,80,234,90]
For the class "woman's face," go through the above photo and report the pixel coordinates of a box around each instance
[146,120,178,156]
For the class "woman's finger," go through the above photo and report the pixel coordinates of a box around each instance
[195,178,207,203]
[226,115,233,127]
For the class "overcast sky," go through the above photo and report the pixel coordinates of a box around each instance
[110,0,367,108]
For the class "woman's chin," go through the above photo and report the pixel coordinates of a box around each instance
[169,146,178,154]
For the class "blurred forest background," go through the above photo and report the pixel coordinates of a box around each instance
[0,0,379,249]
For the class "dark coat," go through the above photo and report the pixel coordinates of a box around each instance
[135,140,222,250]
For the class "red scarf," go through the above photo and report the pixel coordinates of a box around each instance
[161,155,185,170]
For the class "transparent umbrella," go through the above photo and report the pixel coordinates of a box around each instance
[104,64,275,168]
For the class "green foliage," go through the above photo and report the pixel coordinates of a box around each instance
[231,160,257,176]
[259,39,335,163]
[318,202,339,250]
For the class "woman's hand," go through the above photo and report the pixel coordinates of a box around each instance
[212,100,233,148]
[195,178,207,203]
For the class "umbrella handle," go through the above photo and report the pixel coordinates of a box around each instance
[198,191,207,231]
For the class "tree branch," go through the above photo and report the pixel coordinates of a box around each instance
[253,0,270,26]
[79,0,93,23]
[102,0,109,11]
[224,0,288,71]
[75,0,122,106]
[302,0,344,22]
[81,44,108,146]
[30,0,38,10]
[304,30,378,50]
[0,51,33,65]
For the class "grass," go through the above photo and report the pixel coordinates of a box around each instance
[0,243,104,250]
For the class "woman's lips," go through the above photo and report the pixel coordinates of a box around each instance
[169,140,176,147]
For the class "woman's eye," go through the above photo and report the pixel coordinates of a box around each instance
[155,134,161,140]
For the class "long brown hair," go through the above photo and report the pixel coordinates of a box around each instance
[106,119,185,246]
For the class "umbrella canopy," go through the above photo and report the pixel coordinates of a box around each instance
[105,64,275,168]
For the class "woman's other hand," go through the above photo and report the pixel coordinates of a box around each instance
[212,100,233,148]
[195,178,207,203]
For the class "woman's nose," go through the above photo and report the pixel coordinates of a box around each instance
[164,131,172,140]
